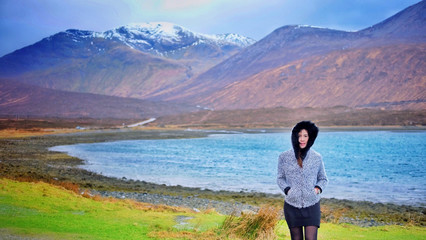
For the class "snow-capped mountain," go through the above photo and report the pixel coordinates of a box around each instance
[66,22,256,58]
[2,0,424,115]
[0,22,255,100]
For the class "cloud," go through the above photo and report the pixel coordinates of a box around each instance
[133,0,224,15]
[162,0,219,11]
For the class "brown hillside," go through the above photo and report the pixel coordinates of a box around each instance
[160,2,425,110]
[0,26,249,101]
[12,45,192,100]
[154,106,426,128]
[189,44,425,110]
[0,79,198,119]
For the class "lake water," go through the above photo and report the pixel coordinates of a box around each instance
[50,130,426,206]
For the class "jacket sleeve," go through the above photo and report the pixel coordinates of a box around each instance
[315,157,328,192]
[277,154,290,194]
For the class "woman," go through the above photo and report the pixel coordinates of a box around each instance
[277,121,328,240]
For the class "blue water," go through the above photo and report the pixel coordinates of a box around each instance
[50,130,426,206]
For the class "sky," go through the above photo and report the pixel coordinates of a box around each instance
[0,0,422,57]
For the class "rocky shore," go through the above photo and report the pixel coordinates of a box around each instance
[1,128,425,227]
[89,189,425,227]
[91,189,259,216]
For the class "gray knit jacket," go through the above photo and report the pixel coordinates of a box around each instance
[277,148,328,208]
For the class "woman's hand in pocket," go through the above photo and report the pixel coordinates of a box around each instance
[314,187,321,195]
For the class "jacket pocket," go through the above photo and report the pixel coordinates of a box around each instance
[302,188,317,203]
[308,188,320,203]
[285,188,299,203]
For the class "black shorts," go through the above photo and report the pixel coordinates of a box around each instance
[284,201,321,228]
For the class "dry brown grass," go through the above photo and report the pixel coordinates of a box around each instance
[9,176,81,194]
[222,205,280,240]
[149,230,221,240]
[321,204,349,224]
[0,128,79,138]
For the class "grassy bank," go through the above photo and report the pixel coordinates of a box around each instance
[0,178,225,239]
[1,178,425,239]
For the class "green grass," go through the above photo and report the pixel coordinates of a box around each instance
[0,178,225,239]
[0,178,425,240]
[275,220,426,240]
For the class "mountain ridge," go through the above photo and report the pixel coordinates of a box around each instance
[358,0,426,43]
[94,22,255,57]
[0,1,425,119]
[160,1,426,110]
[188,43,425,110]
[0,22,257,100]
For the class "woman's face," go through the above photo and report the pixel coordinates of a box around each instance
[298,129,309,149]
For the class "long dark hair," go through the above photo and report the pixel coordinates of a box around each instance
[291,121,319,167]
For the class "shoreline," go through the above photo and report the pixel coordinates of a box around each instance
[48,126,426,208]
[1,127,425,226]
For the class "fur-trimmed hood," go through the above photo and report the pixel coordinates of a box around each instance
[291,121,319,160]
